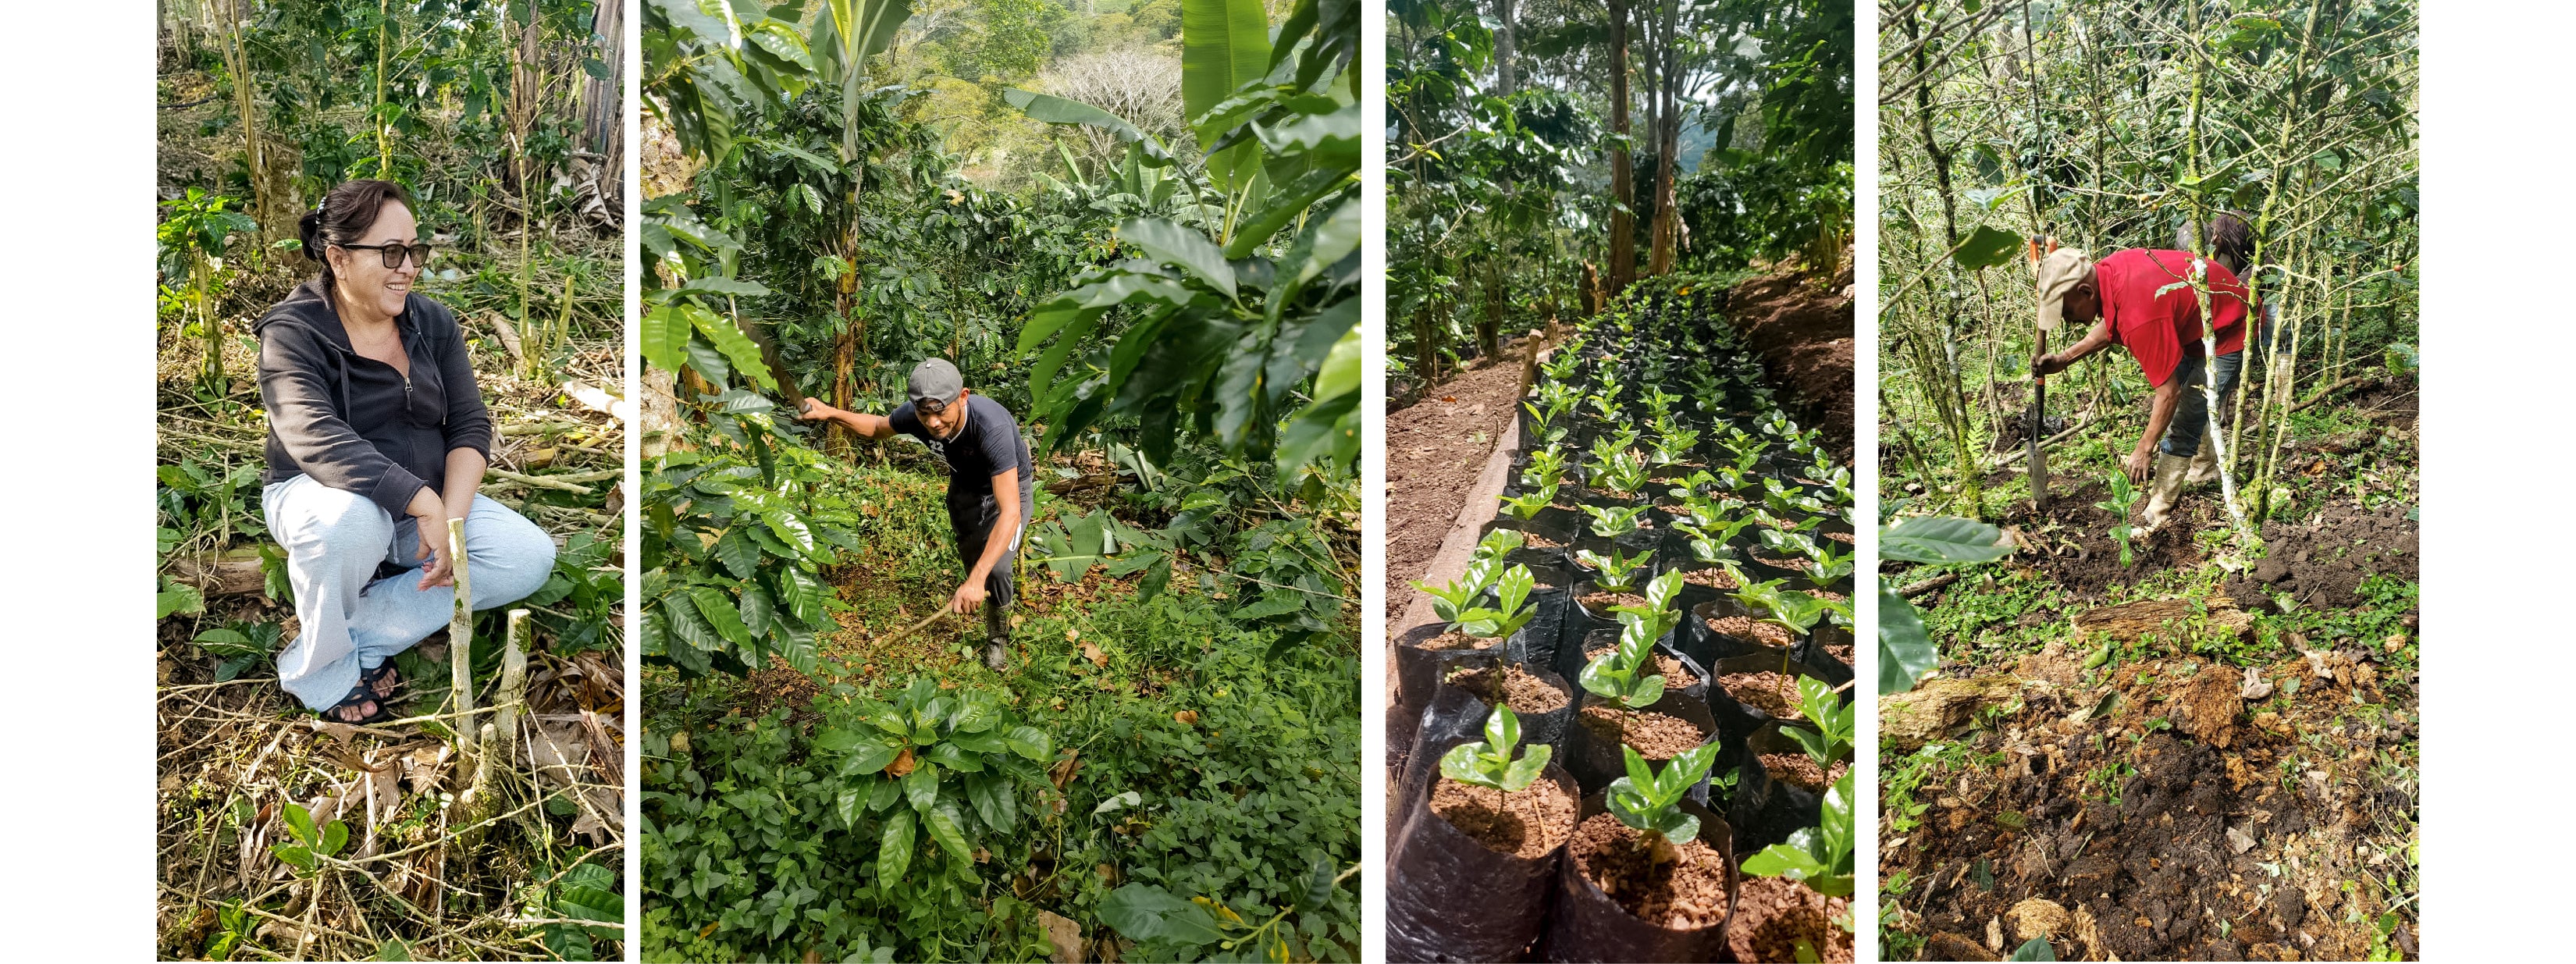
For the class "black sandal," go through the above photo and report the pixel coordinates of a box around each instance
[361,660,403,699]
[319,681,391,725]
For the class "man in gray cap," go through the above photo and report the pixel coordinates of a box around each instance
[2028,242,2254,534]
[799,358,1036,670]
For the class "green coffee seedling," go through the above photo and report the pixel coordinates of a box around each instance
[2097,468,2140,566]
[1742,771,1855,897]
[1575,546,1656,593]
[1439,706,1553,792]
[1581,503,1650,537]
[1498,484,1557,521]
[1455,564,1538,639]
[1781,676,1852,765]
[1605,742,1724,845]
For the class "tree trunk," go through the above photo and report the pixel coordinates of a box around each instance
[1493,0,1517,95]
[217,0,282,245]
[583,0,624,215]
[1477,258,1503,360]
[1645,0,1680,276]
[1606,0,1635,297]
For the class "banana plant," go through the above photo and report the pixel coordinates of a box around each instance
[1012,0,1361,476]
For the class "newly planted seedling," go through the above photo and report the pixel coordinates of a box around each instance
[1807,541,1855,588]
[1454,564,1539,640]
[2098,468,2141,566]
[1605,742,1724,844]
[1765,589,1837,636]
[1521,444,1568,489]
[1438,706,1553,792]
[1473,528,1527,563]
[1581,503,1651,536]
[269,801,350,878]
[1592,449,1649,498]
[1652,421,1702,467]
[1582,571,1685,709]
[1742,770,1856,897]
[1781,676,1853,765]
[1411,559,1502,625]
[1498,483,1557,521]
[1759,525,1822,560]
[1574,546,1656,593]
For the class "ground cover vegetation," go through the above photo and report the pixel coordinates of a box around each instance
[1876,2,2418,959]
[1386,279,1859,962]
[1386,0,1852,398]
[637,1,1361,960]
[155,2,628,959]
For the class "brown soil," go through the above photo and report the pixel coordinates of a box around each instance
[1521,530,1566,550]
[1726,876,1855,963]
[1578,590,1648,615]
[1415,630,1506,653]
[1759,753,1851,794]
[1822,642,1853,665]
[1431,776,1579,859]
[1384,341,1531,621]
[1749,550,1811,573]
[1577,705,1706,759]
[1996,478,2214,600]
[1677,567,1742,591]
[1725,263,1856,463]
[1446,663,1571,715]
[1717,672,1804,720]
[1568,813,1733,930]
[1885,656,2410,961]
[1706,614,1795,650]
[2226,500,2418,610]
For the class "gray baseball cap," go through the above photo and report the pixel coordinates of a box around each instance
[906,357,964,407]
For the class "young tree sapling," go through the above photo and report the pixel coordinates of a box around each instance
[1438,706,1553,793]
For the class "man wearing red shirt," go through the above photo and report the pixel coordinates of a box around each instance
[2030,244,2256,533]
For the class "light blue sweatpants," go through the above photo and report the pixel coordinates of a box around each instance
[262,474,557,711]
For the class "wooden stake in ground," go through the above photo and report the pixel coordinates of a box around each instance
[447,517,475,750]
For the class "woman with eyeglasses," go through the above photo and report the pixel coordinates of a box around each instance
[254,179,557,724]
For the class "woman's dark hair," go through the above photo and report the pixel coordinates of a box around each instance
[299,180,417,288]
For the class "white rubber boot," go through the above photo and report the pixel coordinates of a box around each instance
[2135,454,2194,535]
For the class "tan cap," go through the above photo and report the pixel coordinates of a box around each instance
[2034,246,2092,331]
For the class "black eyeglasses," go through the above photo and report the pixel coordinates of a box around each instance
[340,241,436,269]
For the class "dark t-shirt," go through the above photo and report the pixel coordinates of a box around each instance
[2095,248,2253,386]
[888,393,1036,514]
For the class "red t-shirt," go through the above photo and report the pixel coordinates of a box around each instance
[2094,248,2254,386]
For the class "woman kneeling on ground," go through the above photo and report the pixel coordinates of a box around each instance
[255,179,556,724]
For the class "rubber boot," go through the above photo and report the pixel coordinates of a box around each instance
[2183,443,2220,486]
[2135,454,2194,535]
[983,601,1009,671]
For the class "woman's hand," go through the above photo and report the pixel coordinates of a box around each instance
[406,487,455,589]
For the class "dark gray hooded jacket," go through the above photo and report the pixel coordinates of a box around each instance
[254,279,493,517]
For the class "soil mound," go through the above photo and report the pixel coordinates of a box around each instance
[1725,258,1856,462]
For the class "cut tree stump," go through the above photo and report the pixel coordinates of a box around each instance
[2070,596,2254,645]
[1882,676,2023,752]
[171,553,265,596]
